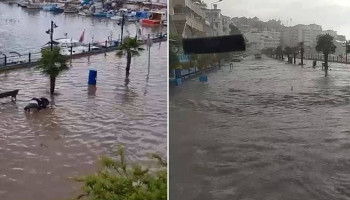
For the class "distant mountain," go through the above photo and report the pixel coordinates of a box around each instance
[232,17,286,32]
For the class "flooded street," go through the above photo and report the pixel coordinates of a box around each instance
[0,42,167,199]
[170,56,350,200]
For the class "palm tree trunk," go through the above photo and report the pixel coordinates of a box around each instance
[325,53,328,77]
[126,51,132,76]
[50,76,56,94]
[294,54,296,64]
[301,49,304,65]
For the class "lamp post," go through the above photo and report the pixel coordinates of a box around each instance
[210,0,223,36]
[45,21,58,51]
[120,14,125,42]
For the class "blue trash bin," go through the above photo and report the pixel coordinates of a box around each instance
[88,70,97,85]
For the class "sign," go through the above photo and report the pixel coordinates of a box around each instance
[177,54,190,63]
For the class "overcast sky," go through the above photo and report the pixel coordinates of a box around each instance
[203,0,350,39]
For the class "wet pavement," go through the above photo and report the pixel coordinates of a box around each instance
[170,56,350,200]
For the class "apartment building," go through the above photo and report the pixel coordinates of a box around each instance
[244,29,281,51]
[170,0,207,37]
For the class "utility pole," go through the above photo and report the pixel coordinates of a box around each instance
[121,14,125,42]
[50,20,54,51]
[46,21,58,51]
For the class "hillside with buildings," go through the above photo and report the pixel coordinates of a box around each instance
[233,16,347,56]
[170,0,348,57]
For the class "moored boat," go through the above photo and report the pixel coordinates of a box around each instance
[26,2,42,9]
[141,11,166,26]
[64,6,78,13]
[93,11,107,17]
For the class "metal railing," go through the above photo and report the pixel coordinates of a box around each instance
[0,32,167,68]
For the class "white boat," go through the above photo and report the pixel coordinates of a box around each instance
[162,20,167,26]
[42,38,100,55]
[111,15,123,22]
[26,1,43,9]
[64,6,78,13]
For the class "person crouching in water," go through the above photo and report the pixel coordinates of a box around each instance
[24,97,50,112]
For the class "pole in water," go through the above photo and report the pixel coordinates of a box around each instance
[50,20,53,51]
[147,34,151,77]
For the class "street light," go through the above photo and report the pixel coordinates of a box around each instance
[210,0,223,36]
[45,21,58,51]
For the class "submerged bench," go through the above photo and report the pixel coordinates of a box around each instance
[0,89,19,101]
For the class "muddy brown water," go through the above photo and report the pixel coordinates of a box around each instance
[170,57,350,200]
[0,43,167,200]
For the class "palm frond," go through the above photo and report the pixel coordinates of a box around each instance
[37,47,69,78]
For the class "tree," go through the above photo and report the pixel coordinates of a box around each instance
[117,36,145,77]
[299,42,304,65]
[292,46,299,64]
[345,40,350,62]
[262,47,274,57]
[316,34,337,76]
[229,23,241,35]
[36,47,68,94]
[169,34,182,70]
[276,46,283,60]
[75,146,167,200]
[284,46,293,63]
[216,52,231,67]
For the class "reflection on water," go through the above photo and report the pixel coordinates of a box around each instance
[0,42,167,200]
[170,56,350,200]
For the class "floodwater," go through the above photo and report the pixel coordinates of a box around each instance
[0,3,165,54]
[170,56,350,200]
[0,41,167,199]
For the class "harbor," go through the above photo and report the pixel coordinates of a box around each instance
[0,1,166,69]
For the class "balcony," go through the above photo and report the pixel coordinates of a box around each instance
[186,15,204,32]
[185,0,206,18]
[172,13,186,21]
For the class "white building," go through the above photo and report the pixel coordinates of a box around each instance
[244,30,281,51]
[221,15,231,35]
[202,4,223,36]
[170,0,207,37]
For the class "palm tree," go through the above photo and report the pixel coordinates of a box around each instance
[169,34,181,70]
[292,46,299,64]
[36,47,69,94]
[117,36,144,76]
[284,46,293,63]
[299,42,304,65]
[276,46,283,60]
[316,34,337,76]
